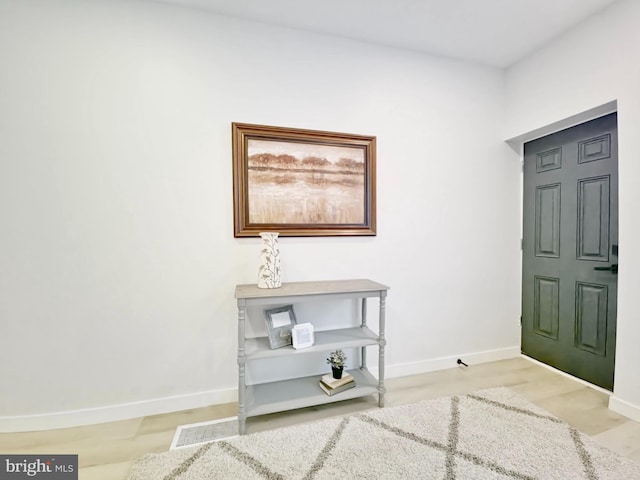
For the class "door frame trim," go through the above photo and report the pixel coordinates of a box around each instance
[506,100,617,151]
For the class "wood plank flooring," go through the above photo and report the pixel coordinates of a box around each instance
[1,357,639,479]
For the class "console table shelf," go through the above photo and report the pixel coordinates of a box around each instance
[246,368,378,417]
[235,279,389,435]
[245,326,379,360]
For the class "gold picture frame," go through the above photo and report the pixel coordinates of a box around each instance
[232,123,376,237]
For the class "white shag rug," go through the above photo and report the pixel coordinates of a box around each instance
[126,388,640,479]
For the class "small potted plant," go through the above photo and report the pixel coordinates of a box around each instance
[327,349,347,379]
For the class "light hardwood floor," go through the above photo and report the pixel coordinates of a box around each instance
[1,357,639,479]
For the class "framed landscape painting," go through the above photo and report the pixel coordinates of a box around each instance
[232,123,376,237]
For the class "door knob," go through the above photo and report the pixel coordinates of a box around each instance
[594,264,618,274]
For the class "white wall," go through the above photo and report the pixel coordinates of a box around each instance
[505,0,640,420]
[0,0,521,430]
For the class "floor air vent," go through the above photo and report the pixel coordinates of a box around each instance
[170,416,239,450]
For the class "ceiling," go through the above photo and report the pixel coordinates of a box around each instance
[155,0,619,67]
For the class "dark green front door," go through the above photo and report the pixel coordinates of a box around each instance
[522,113,618,390]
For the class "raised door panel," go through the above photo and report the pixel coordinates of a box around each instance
[533,276,559,340]
[535,184,561,258]
[536,148,562,173]
[577,176,610,261]
[578,134,611,164]
[575,282,608,356]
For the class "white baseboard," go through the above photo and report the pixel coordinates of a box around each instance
[608,395,640,423]
[0,346,521,433]
[384,346,521,379]
[7,346,635,433]
[0,388,237,433]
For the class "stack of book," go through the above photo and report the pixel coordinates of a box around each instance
[318,372,356,396]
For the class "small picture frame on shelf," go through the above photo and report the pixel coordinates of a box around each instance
[264,305,297,349]
[291,323,314,349]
